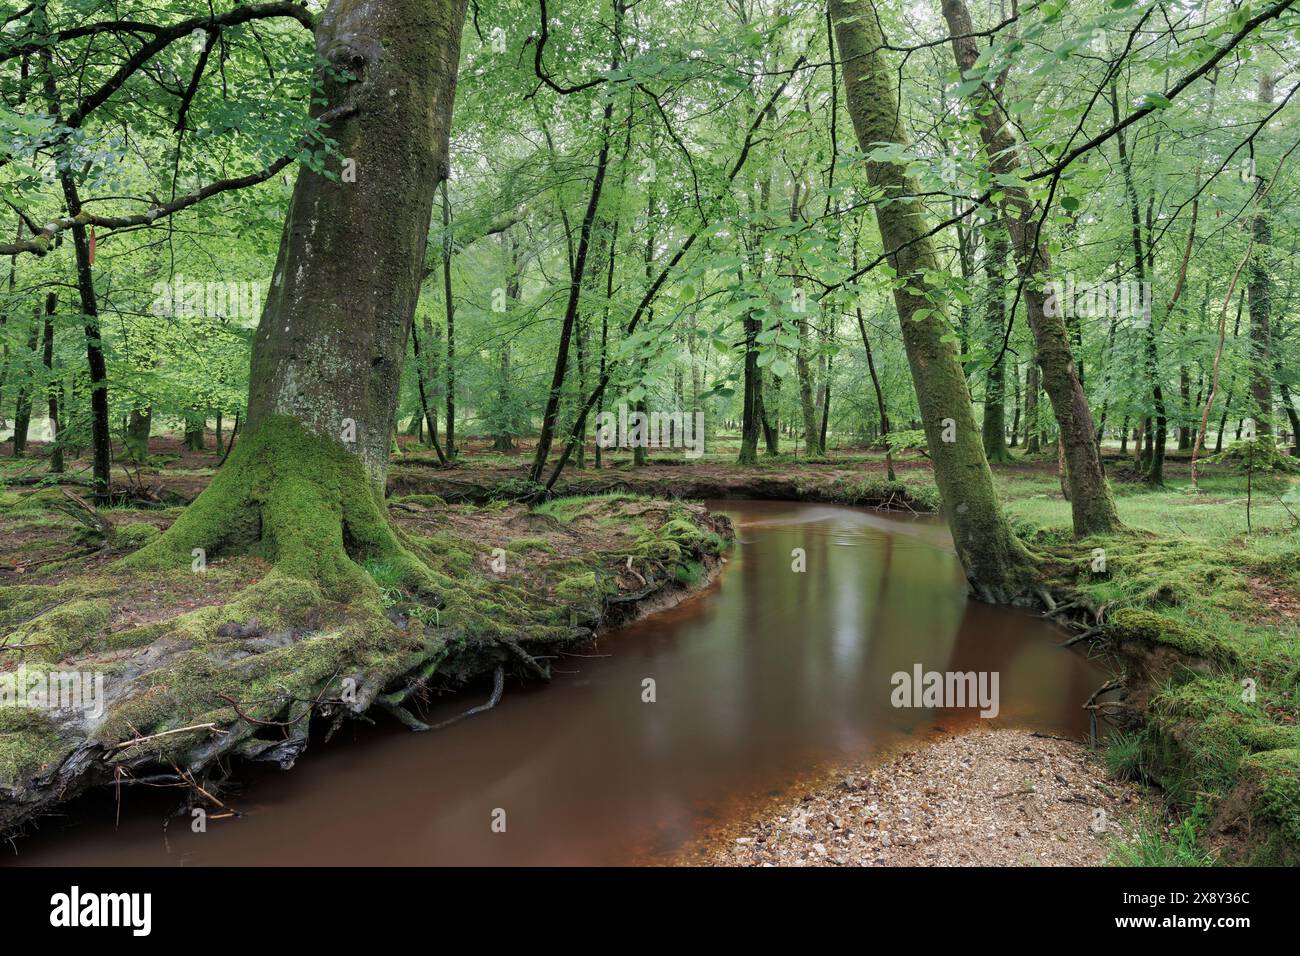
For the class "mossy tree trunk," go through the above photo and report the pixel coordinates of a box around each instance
[1024,360,1041,453]
[1247,74,1276,438]
[245,0,467,489]
[981,226,1012,464]
[124,407,151,462]
[941,0,1119,534]
[135,0,470,595]
[42,292,62,473]
[831,0,1036,601]
[10,309,37,457]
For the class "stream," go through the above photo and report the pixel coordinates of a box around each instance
[8,500,1105,866]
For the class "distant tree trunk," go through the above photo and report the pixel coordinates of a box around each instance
[1024,360,1041,453]
[1280,382,1300,455]
[183,414,206,451]
[440,180,457,460]
[1114,90,1164,485]
[38,16,110,500]
[412,323,446,463]
[832,0,1035,601]
[10,309,38,456]
[796,306,821,458]
[492,230,521,452]
[42,292,62,473]
[761,375,780,456]
[819,349,833,454]
[855,304,895,482]
[1247,74,1276,437]
[529,5,622,483]
[125,407,152,462]
[981,226,1011,463]
[739,305,762,465]
[1008,358,1020,447]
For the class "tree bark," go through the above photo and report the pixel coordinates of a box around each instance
[981,226,1011,463]
[10,309,38,457]
[134,0,470,596]
[125,407,152,462]
[1247,74,1276,437]
[441,180,457,459]
[243,0,466,490]
[941,0,1119,534]
[41,292,62,474]
[832,0,1035,600]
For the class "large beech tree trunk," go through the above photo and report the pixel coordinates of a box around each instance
[941,0,1120,536]
[245,0,466,489]
[831,0,1036,601]
[132,0,469,594]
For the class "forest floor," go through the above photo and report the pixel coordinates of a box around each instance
[0,435,731,837]
[1,431,1298,864]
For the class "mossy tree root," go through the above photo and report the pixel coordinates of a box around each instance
[125,415,441,605]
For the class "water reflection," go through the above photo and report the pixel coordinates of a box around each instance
[9,500,1103,866]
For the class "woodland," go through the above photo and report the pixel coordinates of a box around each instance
[0,0,1298,866]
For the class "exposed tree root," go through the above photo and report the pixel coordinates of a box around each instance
[0,433,733,840]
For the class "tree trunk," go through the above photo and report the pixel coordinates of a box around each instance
[739,307,761,465]
[125,407,152,462]
[1024,360,1041,453]
[132,0,470,598]
[981,226,1011,463]
[832,0,1035,601]
[36,6,111,500]
[942,0,1119,534]
[42,292,62,474]
[184,415,206,451]
[1247,74,1276,437]
[411,322,446,463]
[441,180,458,459]
[10,309,38,457]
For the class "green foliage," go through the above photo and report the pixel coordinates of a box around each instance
[1109,803,1217,867]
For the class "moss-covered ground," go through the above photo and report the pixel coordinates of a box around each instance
[0,426,731,838]
[2,428,1296,864]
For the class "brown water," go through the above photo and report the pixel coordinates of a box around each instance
[8,500,1105,866]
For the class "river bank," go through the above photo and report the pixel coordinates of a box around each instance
[3,437,1297,866]
[0,481,730,840]
[677,727,1145,866]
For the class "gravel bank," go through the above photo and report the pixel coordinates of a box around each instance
[680,727,1144,866]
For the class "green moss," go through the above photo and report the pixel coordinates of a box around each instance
[115,522,161,551]
[7,599,112,663]
[533,492,649,523]
[1105,608,1240,668]
[674,559,705,587]
[124,415,437,603]
[554,571,601,602]
[828,476,941,512]
[507,536,554,554]
[0,709,70,789]
[1237,749,1300,861]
